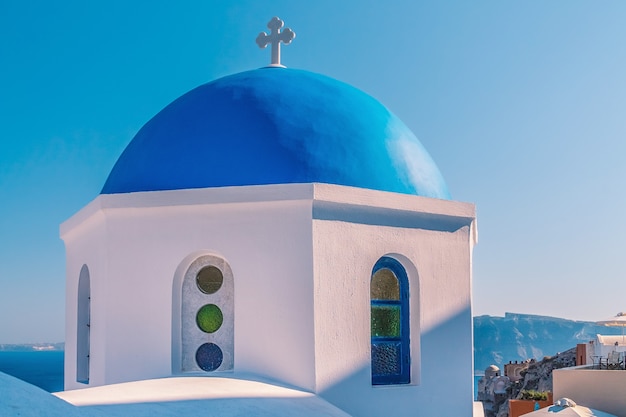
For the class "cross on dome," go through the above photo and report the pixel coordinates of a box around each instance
[256,17,296,67]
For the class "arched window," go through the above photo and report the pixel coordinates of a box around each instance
[179,255,234,373]
[371,256,410,385]
[76,264,90,384]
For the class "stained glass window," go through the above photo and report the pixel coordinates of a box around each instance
[371,256,410,385]
[371,268,400,300]
[179,256,234,374]
[372,342,401,376]
[196,304,224,333]
[196,342,223,372]
[196,266,224,294]
[371,305,400,337]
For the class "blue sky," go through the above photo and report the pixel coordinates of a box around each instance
[2,1,626,343]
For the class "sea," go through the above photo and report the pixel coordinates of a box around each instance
[474,374,482,400]
[0,350,481,399]
[0,351,64,393]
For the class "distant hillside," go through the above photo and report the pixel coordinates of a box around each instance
[474,313,622,372]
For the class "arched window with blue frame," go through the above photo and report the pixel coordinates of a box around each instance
[370,256,410,385]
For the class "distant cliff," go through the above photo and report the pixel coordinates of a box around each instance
[474,312,621,372]
[478,348,576,417]
[0,343,64,352]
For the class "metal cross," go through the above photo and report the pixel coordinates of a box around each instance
[256,17,296,67]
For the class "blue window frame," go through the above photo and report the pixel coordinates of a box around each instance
[371,256,410,385]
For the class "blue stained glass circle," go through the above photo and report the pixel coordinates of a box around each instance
[195,343,223,372]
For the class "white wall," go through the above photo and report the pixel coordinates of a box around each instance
[62,184,317,390]
[61,183,477,417]
[310,184,476,417]
[63,210,109,390]
[554,367,626,417]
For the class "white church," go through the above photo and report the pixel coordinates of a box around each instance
[57,18,478,417]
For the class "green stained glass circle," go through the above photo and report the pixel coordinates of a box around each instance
[196,266,223,294]
[196,304,223,333]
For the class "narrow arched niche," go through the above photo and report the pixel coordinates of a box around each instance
[173,254,234,373]
[76,264,90,384]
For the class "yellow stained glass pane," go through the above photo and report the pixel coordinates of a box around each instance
[371,268,399,300]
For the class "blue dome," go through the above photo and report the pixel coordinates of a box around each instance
[102,68,450,199]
